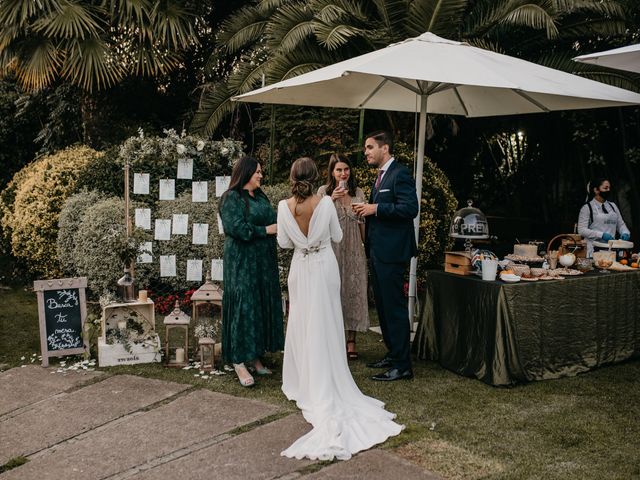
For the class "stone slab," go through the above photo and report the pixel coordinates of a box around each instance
[130,413,314,480]
[0,389,280,480]
[0,365,103,416]
[304,449,443,479]
[0,375,188,465]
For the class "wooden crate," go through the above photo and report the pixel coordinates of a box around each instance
[444,251,474,276]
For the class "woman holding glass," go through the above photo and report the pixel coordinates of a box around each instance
[317,154,369,360]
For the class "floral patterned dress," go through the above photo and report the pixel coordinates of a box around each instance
[317,185,370,332]
[219,189,284,364]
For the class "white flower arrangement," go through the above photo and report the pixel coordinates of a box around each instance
[194,321,215,339]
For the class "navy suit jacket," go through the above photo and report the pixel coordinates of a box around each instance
[365,160,419,263]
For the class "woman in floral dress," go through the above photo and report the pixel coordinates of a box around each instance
[317,154,369,359]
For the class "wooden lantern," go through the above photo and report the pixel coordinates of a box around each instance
[163,300,191,367]
[198,337,216,371]
[191,275,223,360]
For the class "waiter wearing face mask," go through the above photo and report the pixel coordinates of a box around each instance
[577,177,631,257]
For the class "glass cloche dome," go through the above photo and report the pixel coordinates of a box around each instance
[450,200,489,239]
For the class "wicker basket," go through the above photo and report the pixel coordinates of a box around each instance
[510,264,531,276]
[530,267,546,277]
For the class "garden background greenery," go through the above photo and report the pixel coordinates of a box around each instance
[1,1,639,478]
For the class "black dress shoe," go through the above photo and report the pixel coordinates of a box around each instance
[366,357,393,369]
[371,368,414,381]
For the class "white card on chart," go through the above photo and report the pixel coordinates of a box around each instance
[177,158,193,179]
[137,242,153,263]
[133,173,150,194]
[186,259,203,282]
[217,213,224,235]
[159,179,175,200]
[215,176,231,197]
[211,259,224,281]
[154,219,171,240]
[192,223,208,245]
[160,255,176,277]
[135,208,151,230]
[192,181,208,203]
[172,214,188,235]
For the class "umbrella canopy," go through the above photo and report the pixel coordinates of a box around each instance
[234,32,640,323]
[235,33,640,114]
[574,43,640,74]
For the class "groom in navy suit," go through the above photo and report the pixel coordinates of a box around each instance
[352,130,418,381]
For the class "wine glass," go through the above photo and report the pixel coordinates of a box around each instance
[351,199,365,224]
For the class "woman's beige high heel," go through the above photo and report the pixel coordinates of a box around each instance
[233,363,255,387]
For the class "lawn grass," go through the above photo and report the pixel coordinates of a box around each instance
[1,286,639,479]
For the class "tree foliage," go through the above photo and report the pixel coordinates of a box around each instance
[193,0,630,136]
[0,0,200,92]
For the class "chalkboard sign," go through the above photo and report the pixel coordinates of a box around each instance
[34,277,88,367]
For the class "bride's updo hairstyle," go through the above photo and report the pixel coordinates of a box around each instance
[290,157,318,202]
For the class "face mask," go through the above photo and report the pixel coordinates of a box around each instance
[599,190,611,200]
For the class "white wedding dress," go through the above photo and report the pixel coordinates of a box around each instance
[277,196,403,461]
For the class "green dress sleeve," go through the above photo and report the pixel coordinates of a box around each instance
[220,190,267,241]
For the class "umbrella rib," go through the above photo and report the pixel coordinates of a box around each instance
[453,87,469,116]
[514,90,551,112]
[358,78,389,108]
[382,76,422,95]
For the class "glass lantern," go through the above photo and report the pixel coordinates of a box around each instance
[163,300,191,367]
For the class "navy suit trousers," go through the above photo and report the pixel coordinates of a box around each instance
[369,256,412,371]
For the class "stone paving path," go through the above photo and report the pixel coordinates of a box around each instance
[0,366,441,479]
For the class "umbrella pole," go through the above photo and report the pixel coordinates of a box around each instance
[408,94,427,335]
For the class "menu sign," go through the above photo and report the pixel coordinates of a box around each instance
[34,277,89,367]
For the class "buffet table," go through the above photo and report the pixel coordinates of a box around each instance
[414,269,640,386]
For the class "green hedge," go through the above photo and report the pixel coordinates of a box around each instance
[0,145,102,277]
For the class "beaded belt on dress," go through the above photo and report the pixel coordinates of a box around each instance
[300,245,326,257]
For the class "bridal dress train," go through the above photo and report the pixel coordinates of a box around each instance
[277,196,403,461]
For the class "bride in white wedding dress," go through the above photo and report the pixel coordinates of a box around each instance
[277,157,403,461]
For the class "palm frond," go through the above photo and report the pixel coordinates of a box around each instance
[408,0,470,37]
[219,4,269,53]
[314,21,365,50]
[372,0,409,33]
[313,0,368,23]
[0,24,21,50]
[266,3,315,52]
[15,38,62,91]
[554,0,625,18]
[0,0,60,27]
[151,0,198,50]
[60,37,123,91]
[227,59,269,94]
[559,18,627,39]
[501,5,559,38]
[191,82,237,137]
[32,2,103,40]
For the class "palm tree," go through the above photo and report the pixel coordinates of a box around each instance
[192,0,629,136]
[0,0,200,92]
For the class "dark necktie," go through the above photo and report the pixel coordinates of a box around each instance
[375,169,383,189]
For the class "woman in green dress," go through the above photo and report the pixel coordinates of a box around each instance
[219,156,284,387]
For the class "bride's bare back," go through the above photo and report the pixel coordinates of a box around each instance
[286,195,321,237]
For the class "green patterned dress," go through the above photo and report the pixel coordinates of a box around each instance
[219,189,284,364]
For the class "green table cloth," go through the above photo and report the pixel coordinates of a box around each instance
[414,270,640,386]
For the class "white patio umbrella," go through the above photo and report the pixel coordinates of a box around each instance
[234,32,640,325]
[574,43,640,73]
